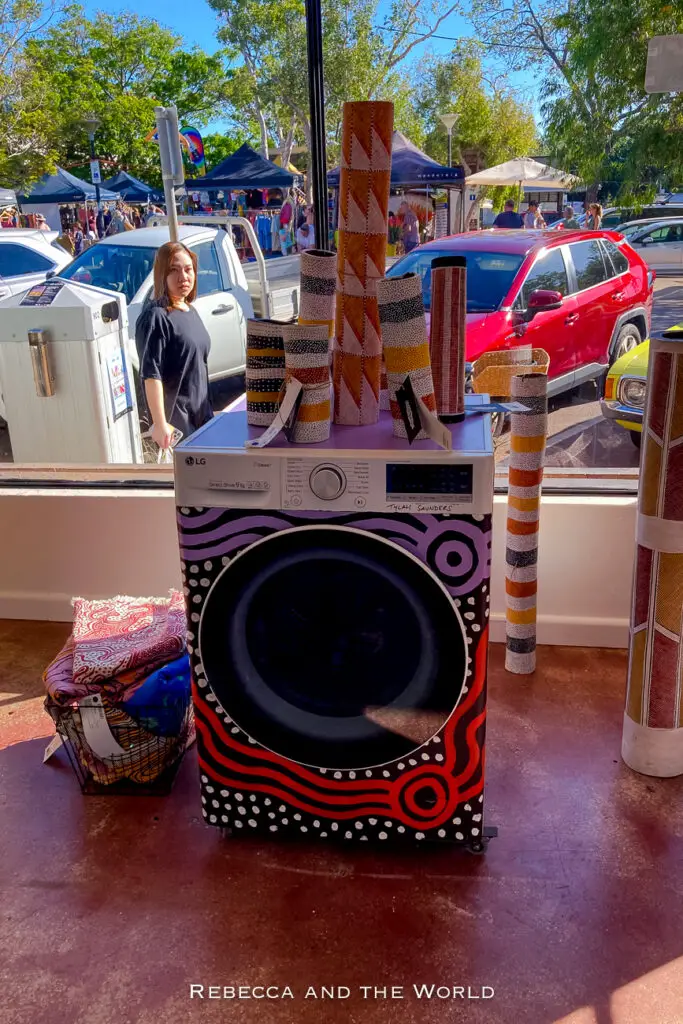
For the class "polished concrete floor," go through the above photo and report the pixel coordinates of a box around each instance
[1,619,683,1024]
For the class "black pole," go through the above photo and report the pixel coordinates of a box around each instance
[88,134,101,210]
[447,131,452,235]
[305,0,328,249]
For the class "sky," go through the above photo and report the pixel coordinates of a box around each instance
[80,0,541,136]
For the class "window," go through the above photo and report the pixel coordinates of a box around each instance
[569,240,609,291]
[517,247,569,307]
[386,248,523,311]
[601,239,629,275]
[0,244,54,277]
[192,241,223,297]
[645,224,683,243]
[60,244,157,304]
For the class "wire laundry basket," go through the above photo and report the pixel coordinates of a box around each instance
[46,693,193,795]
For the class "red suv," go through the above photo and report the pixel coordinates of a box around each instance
[385,230,655,396]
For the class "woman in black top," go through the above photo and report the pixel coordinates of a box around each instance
[136,241,213,450]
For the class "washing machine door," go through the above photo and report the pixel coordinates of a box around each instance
[199,526,467,769]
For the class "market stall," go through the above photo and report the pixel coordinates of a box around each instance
[102,170,162,204]
[328,130,465,247]
[195,144,298,258]
[18,166,117,231]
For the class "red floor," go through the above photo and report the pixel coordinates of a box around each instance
[1,619,683,1024]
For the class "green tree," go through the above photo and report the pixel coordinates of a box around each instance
[416,42,538,218]
[201,130,251,172]
[0,0,70,189]
[470,0,683,197]
[209,0,462,171]
[23,9,230,188]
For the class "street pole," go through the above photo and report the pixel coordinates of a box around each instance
[447,128,452,234]
[88,133,101,211]
[155,106,183,243]
[438,113,458,236]
[305,0,328,250]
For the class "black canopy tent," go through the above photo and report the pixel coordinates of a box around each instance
[199,144,295,190]
[102,170,162,203]
[328,130,465,191]
[18,166,117,204]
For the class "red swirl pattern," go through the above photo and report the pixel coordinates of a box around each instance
[195,626,487,831]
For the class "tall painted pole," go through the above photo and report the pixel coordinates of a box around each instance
[305,0,328,250]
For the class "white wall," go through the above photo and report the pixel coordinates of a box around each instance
[0,489,636,648]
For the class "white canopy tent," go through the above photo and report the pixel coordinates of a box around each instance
[466,158,579,209]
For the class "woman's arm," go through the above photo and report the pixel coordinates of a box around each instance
[144,378,174,449]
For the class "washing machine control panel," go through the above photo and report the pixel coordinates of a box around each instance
[309,464,346,500]
[283,458,370,510]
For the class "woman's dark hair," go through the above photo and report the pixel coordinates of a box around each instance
[153,241,198,306]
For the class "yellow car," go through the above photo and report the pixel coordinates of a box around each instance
[601,322,683,446]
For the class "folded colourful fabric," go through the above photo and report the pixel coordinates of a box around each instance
[43,636,150,705]
[71,591,187,687]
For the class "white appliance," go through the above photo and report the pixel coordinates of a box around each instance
[175,402,496,850]
[0,280,142,463]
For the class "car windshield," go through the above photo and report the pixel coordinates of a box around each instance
[59,243,157,303]
[386,248,524,311]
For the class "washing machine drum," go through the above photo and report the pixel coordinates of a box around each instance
[199,527,467,770]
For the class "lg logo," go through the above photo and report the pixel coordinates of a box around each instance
[185,456,206,466]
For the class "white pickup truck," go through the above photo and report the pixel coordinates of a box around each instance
[56,215,301,383]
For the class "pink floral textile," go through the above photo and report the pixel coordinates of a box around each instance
[70,591,187,688]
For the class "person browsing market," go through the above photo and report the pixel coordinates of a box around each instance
[135,242,213,451]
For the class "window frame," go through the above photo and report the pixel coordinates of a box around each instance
[510,243,571,311]
[190,239,226,298]
[599,238,629,278]
[565,237,613,294]
[0,242,57,278]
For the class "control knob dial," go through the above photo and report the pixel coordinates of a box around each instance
[310,465,346,501]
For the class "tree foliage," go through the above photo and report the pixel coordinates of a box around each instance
[0,0,70,187]
[209,0,461,169]
[471,0,683,196]
[416,42,537,213]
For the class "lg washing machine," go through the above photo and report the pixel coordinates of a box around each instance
[174,402,494,849]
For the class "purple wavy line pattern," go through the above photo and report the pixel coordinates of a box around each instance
[177,508,491,597]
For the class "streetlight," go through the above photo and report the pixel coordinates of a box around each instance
[83,114,101,216]
[439,113,458,233]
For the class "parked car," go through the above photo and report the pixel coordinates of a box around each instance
[601,321,683,446]
[617,218,683,273]
[385,229,655,401]
[601,340,648,446]
[56,219,300,386]
[0,228,72,301]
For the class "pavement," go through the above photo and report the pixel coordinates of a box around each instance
[1,274,682,468]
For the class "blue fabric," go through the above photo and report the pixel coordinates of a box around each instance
[121,654,191,736]
[203,144,294,189]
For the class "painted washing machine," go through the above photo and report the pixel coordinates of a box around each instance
[174,401,494,850]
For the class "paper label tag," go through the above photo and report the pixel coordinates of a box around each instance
[417,396,453,450]
[245,379,303,448]
[396,376,452,450]
[43,734,63,763]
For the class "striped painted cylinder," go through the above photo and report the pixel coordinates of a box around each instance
[376,273,437,439]
[245,319,287,426]
[429,256,467,420]
[505,372,548,674]
[623,334,683,776]
[282,323,331,444]
[299,249,336,344]
[333,101,394,425]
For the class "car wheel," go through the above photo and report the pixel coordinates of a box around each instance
[610,323,642,366]
[629,430,642,448]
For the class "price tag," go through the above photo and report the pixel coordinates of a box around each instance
[245,379,303,448]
